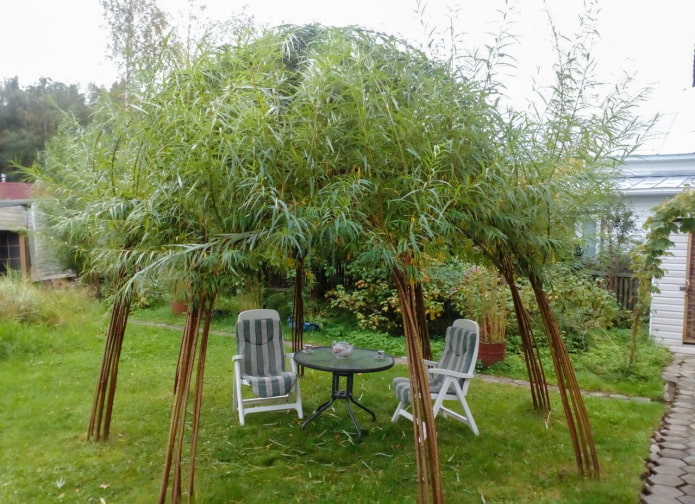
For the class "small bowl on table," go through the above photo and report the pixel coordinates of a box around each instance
[332,341,353,359]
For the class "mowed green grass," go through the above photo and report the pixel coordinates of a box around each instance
[1,307,665,503]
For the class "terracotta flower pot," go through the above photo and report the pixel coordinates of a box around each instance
[478,341,506,367]
[170,299,188,314]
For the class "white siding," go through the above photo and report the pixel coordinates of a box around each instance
[623,195,670,232]
[649,233,693,352]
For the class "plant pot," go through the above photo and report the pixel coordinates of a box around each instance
[171,299,188,314]
[478,341,506,367]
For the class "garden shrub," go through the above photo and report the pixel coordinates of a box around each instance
[327,259,505,337]
[327,259,625,352]
[0,275,94,326]
[541,265,622,351]
[327,273,405,335]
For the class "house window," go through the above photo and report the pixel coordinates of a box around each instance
[0,230,27,275]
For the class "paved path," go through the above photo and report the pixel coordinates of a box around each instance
[641,352,695,504]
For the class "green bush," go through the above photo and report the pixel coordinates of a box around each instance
[511,265,622,351]
[327,260,625,352]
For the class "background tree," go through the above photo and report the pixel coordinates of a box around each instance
[0,77,90,180]
[101,0,172,102]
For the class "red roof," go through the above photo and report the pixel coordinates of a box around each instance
[0,182,34,201]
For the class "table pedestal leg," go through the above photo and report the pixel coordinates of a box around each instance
[301,372,377,442]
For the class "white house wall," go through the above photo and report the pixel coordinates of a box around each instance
[622,195,670,232]
[619,152,695,353]
[649,233,692,352]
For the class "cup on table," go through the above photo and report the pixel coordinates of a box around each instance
[303,344,313,353]
[376,350,385,359]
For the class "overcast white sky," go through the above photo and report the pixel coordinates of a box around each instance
[1,0,693,112]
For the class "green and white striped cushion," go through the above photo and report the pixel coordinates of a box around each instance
[236,318,296,397]
[429,325,476,395]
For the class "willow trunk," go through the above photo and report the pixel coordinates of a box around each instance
[529,274,600,478]
[392,267,443,504]
[158,294,216,503]
[499,266,551,411]
[292,258,305,376]
[87,284,131,441]
[415,282,433,361]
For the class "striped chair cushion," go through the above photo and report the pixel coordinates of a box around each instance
[429,325,476,395]
[243,372,297,397]
[236,317,296,397]
[393,376,413,404]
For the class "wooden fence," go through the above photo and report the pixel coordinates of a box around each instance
[598,272,639,310]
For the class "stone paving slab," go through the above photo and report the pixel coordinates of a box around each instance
[641,353,695,504]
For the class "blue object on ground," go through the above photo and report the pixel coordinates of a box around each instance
[287,316,321,331]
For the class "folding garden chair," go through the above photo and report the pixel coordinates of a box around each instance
[391,319,480,435]
[232,309,303,425]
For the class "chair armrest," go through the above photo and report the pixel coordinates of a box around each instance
[428,368,474,380]
[232,354,243,362]
[424,359,438,368]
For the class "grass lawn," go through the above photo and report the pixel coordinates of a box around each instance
[1,301,667,503]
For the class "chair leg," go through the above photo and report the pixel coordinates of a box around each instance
[434,380,479,436]
[391,401,413,422]
[288,356,303,420]
[236,393,245,426]
[293,382,304,420]
[460,398,479,435]
[232,365,246,426]
[391,402,404,422]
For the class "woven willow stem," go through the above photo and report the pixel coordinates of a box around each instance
[503,272,551,412]
[393,266,444,504]
[529,275,600,478]
[87,292,130,442]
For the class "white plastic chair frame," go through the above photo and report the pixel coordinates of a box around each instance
[232,309,303,425]
[391,319,480,435]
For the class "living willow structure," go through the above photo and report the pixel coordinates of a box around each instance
[36,21,647,504]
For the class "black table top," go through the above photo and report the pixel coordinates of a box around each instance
[294,346,395,374]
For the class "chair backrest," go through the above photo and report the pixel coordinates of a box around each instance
[431,319,479,389]
[236,309,286,377]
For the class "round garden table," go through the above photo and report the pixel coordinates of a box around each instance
[294,346,394,442]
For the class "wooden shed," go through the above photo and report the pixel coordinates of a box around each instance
[0,181,72,282]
